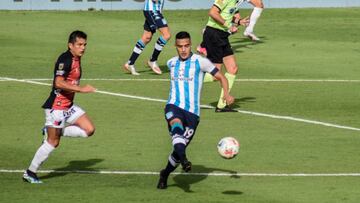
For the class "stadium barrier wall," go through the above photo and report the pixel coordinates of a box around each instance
[1,0,360,10]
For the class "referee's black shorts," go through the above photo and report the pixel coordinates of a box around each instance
[202,26,233,64]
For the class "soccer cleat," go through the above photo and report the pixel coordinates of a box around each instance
[147,61,162,75]
[123,63,140,76]
[181,159,192,172]
[215,106,238,113]
[157,170,168,189]
[243,31,260,41]
[196,45,207,56]
[22,170,42,184]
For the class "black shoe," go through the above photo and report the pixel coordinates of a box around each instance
[215,106,237,113]
[157,170,168,189]
[181,159,192,172]
[22,169,42,184]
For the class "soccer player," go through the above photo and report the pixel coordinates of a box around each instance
[201,0,248,112]
[22,30,96,184]
[123,0,171,75]
[243,0,264,41]
[157,31,234,189]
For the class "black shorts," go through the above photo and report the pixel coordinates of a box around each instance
[164,104,200,145]
[202,26,233,64]
[143,10,168,33]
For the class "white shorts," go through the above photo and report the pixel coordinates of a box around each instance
[44,104,85,128]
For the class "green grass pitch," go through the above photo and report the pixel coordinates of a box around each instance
[1,8,360,203]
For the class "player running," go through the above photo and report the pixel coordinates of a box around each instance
[243,0,264,41]
[123,0,170,75]
[23,31,96,184]
[157,31,234,189]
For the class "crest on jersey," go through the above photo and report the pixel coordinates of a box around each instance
[58,63,64,70]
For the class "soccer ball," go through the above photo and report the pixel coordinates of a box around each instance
[217,137,240,159]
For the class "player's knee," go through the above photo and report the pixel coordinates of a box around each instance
[86,126,95,137]
[142,35,152,44]
[228,65,238,75]
[162,33,171,41]
[47,138,60,148]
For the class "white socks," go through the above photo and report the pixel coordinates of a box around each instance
[28,140,55,173]
[62,126,88,138]
[245,7,263,33]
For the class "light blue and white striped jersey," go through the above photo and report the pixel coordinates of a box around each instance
[167,54,217,116]
[144,0,164,13]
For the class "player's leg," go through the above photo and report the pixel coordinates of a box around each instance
[244,0,264,41]
[157,151,180,189]
[148,15,171,75]
[23,110,63,183]
[124,30,153,76]
[62,105,95,138]
[216,54,238,112]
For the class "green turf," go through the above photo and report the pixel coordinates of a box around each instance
[1,8,360,203]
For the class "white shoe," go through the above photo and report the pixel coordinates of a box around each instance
[123,63,140,76]
[147,61,162,75]
[243,31,260,41]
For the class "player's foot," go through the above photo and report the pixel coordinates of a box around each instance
[243,31,260,41]
[181,159,192,172]
[215,106,237,113]
[147,61,162,75]
[123,63,140,76]
[196,45,207,56]
[22,169,42,184]
[157,169,168,189]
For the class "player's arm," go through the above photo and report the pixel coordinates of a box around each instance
[208,5,238,33]
[213,71,235,105]
[54,76,96,93]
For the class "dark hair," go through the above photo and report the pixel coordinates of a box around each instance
[68,30,87,44]
[175,31,191,40]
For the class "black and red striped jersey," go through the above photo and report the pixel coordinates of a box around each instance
[42,50,82,110]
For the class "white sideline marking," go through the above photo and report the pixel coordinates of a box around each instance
[3,78,360,83]
[1,77,360,131]
[2,169,360,177]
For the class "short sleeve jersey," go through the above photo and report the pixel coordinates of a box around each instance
[144,0,164,13]
[206,0,239,32]
[42,50,82,110]
[166,53,218,116]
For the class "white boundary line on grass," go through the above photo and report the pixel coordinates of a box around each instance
[1,169,360,177]
[1,77,360,132]
[2,78,360,83]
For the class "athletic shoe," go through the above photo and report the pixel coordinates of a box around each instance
[243,31,260,41]
[196,45,207,56]
[215,106,237,113]
[147,61,162,75]
[157,170,168,189]
[181,159,192,172]
[22,169,42,184]
[123,63,140,76]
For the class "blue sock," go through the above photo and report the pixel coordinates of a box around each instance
[128,40,146,65]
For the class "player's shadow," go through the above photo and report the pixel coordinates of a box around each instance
[231,36,266,53]
[169,165,243,194]
[40,158,104,180]
[209,96,256,109]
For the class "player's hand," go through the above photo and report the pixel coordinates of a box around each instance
[239,16,250,27]
[223,94,235,106]
[229,25,238,34]
[80,84,96,93]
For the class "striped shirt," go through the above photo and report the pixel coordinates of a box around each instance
[167,54,218,116]
[144,0,164,13]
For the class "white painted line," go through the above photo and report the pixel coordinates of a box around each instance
[2,169,360,177]
[2,78,360,83]
[2,77,360,131]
